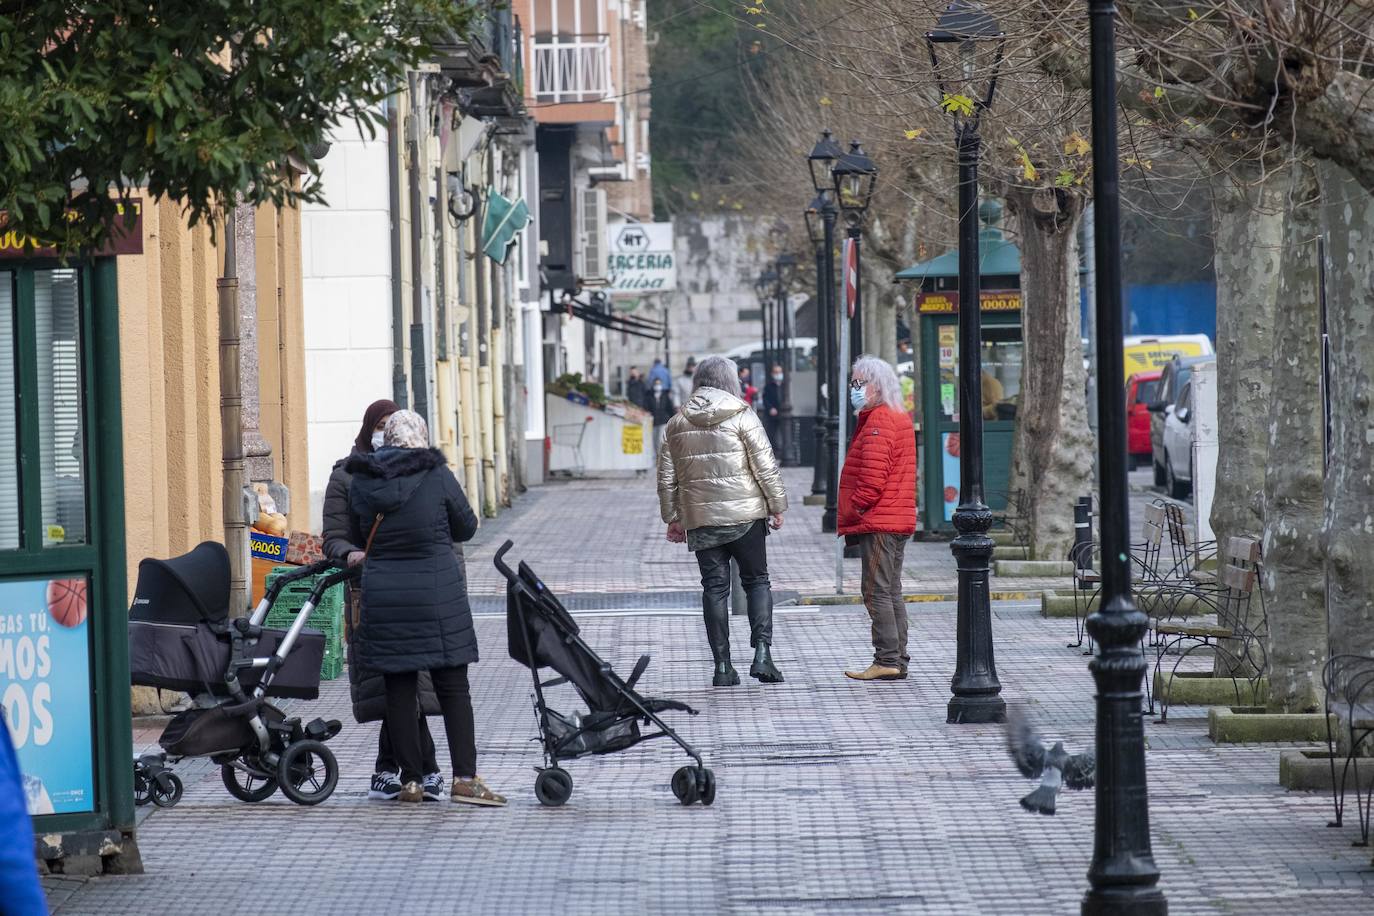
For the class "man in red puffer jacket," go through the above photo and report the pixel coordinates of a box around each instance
[838,355,918,681]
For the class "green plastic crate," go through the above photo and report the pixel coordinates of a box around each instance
[264,566,348,681]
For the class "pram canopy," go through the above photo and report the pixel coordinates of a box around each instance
[130,541,231,625]
[129,541,324,700]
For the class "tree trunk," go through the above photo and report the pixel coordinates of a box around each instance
[1258,167,1327,711]
[1318,161,1374,666]
[1005,188,1094,560]
[1210,170,1287,558]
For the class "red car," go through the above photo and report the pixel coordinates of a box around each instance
[1126,370,1162,469]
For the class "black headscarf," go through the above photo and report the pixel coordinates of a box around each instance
[354,399,400,454]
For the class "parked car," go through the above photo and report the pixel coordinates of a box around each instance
[1161,379,1195,499]
[1149,354,1211,486]
[1126,369,1162,470]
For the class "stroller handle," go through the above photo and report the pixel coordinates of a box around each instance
[494,540,517,581]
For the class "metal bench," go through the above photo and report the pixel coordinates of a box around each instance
[1150,537,1268,723]
[1322,654,1374,846]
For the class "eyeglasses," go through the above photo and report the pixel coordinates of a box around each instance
[849,379,867,390]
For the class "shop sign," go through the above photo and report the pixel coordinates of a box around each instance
[250,531,290,562]
[0,198,144,259]
[605,222,676,294]
[917,289,1022,313]
[0,577,95,815]
[621,423,644,456]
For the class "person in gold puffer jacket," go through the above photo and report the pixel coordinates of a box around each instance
[658,355,788,687]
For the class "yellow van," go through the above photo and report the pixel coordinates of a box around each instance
[1121,334,1213,382]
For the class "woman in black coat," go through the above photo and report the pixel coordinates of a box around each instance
[322,399,443,801]
[347,410,505,807]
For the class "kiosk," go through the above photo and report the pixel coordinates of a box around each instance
[2,233,138,871]
[896,202,1023,533]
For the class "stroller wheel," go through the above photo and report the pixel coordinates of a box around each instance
[276,739,338,806]
[695,768,716,807]
[671,766,699,806]
[534,767,574,807]
[151,773,183,808]
[133,771,152,806]
[221,762,279,803]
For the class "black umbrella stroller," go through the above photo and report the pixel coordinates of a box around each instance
[128,541,356,806]
[495,541,715,807]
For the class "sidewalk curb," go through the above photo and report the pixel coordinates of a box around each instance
[797,591,1039,606]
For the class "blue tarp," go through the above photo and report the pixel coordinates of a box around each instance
[1080,281,1217,342]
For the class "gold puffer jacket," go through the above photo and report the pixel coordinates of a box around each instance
[657,386,788,529]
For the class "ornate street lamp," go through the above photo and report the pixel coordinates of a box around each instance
[808,129,845,531]
[1083,0,1167,912]
[830,140,877,367]
[927,0,1006,725]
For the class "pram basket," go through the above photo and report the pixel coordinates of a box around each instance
[495,540,716,807]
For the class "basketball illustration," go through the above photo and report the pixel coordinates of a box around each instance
[945,433,960,458]
[46,578,88,628]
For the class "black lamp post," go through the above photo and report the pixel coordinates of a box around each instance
[830,140,878,363]
[804,192,833,501]
[927,0,1006,725]
[1083,0,1167,912]
[754,269,777,393]
[808,130,844,530]
[775,252,800,466]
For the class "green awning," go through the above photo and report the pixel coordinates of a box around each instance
[481,189,530,264]
[895,227,1021,282]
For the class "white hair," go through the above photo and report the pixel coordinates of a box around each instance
[851,355,903,411]
[692,355,743,397]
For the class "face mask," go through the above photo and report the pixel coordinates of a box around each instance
[850,385,867,410]
[653,385,663,395]
[371,432,386,450]
[772,373,783,383]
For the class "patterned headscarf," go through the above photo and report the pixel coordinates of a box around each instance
[383,410,430,449]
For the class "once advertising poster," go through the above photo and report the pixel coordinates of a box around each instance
[0,577,95,815]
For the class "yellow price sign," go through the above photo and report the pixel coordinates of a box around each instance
[622,424,644,455]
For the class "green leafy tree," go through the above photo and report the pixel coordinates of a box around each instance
[0,0,476,252]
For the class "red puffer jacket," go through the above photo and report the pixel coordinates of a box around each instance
[838,404,917,536]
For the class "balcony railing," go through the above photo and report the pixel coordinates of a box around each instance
[533,34,612,104]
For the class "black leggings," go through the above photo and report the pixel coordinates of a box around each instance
[382,666,476,784]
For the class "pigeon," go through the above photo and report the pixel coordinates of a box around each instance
[1006,707,1095,815]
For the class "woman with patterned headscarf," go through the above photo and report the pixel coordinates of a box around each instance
[346,410,505,807]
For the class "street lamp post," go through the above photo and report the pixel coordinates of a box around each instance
[830,141,877,362]
[808,129,844,531]
[776,252,799,466]
[805,194,831,498]
[1083,0,1167,912]
[755,268,776,398]
[928,0,1006,725]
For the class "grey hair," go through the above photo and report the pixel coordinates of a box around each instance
[383,409,430,449]
[851,355,903,411]
[692,355,743,397]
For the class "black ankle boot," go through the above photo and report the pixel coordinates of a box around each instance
[713,660,740,687]
[750,644,784,683]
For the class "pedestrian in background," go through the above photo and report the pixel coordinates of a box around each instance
[738,365,759,410]
[674,356,697,412]
[763,362,784,449]
[626,366,647,408]
[649,357,673,390]
[839,356,918,682]
[322,399,445,801]
[347,410,506,807]
[646,377,675,456]
[658,355,788,687]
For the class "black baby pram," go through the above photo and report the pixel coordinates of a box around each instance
[128,541,355,806]
[495,540,715,807]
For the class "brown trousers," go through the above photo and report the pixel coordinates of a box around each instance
[859,532,910,670]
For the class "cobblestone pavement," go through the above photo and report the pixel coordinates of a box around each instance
[458,466,1147,606]
[48,596,1373,915]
